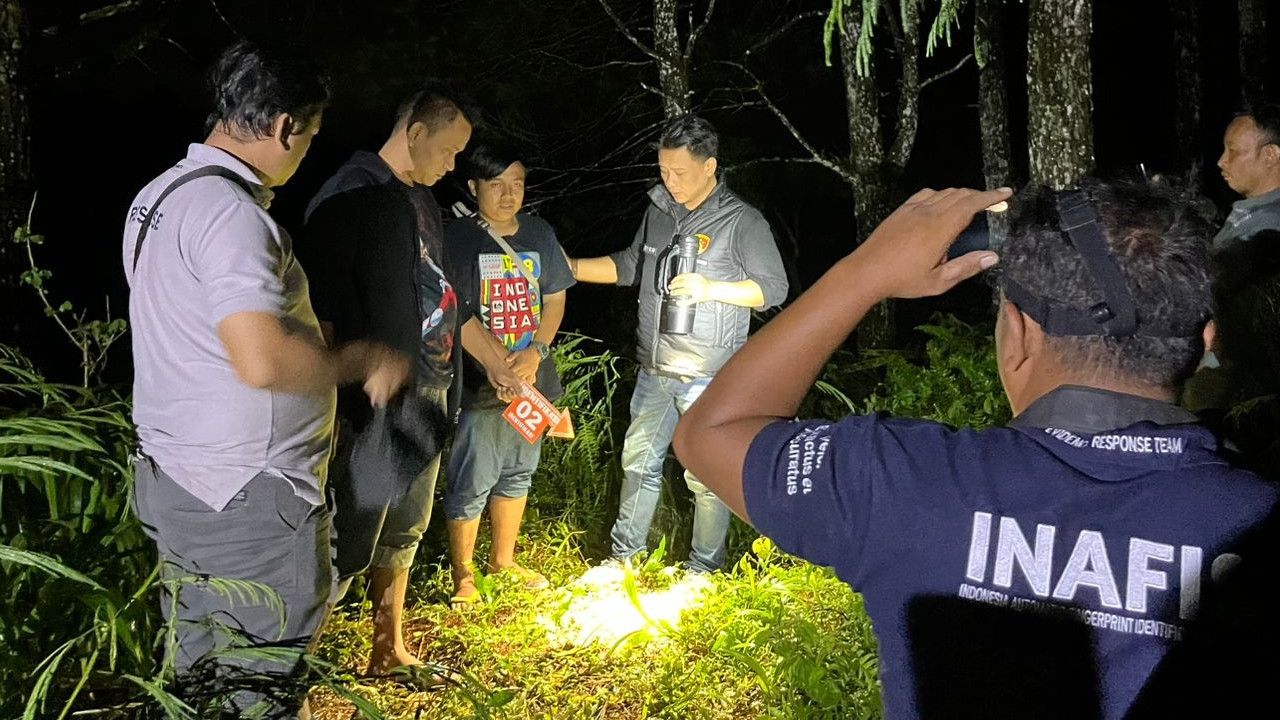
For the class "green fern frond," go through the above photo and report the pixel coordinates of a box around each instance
[926,0,969,55]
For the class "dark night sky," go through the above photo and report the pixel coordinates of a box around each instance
[10,0,1278,380]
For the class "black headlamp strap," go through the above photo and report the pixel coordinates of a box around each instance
[1054,190,1138,337]
[998,189,1200,337]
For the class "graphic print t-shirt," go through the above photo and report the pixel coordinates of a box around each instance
[478,251,540,349]
[402,183,457,389]
[740,388,1279,720]
[445,212,574,409]
[301,151,458,393]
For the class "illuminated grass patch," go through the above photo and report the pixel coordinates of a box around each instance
[537,563,714,648]
[310,530,883,720]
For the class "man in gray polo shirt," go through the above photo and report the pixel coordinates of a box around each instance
[1215,104,1280,248]
[124,42,406,716]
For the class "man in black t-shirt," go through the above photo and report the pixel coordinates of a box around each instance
[302,90,519,674]
[442,143,574,604]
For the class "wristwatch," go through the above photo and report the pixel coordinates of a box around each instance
[529,340,551,359]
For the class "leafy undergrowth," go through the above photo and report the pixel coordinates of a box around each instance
[309,525,882,720]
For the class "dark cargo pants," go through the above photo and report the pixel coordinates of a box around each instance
[132,457,333,717]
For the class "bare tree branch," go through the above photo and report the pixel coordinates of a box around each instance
[685,0,719,62]
[157,35,194,61]
[920,52,974,90]
[42,0,147,36]
[745,10,827,57]
[725,156,845,173]
[81,0,145,24]
[596,0,661,62]
[206,0,238,32]
[713,60,856,186]
[536,49,650,71]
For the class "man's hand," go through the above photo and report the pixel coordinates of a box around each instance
[361,345,411,407]
[506,347,541,383]
[854,187,1011,299]
[668,272,711,303]
[669,274,766,308]
[485,359,524,401]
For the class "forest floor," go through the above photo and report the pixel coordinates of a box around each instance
[308,517,882,720]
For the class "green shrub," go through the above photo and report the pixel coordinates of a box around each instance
[0,347,386,719]
[858,315,1010,429]
[532,334,632,526]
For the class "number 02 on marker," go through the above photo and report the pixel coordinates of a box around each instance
[502,383,558,443]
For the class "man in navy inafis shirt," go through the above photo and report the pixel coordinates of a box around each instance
[675,180,1280,719]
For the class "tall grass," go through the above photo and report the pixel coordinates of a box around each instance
[0,346,391,718]
[531,334,631,527]
[0,345,154,718]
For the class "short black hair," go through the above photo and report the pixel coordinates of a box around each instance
[395,86,469,134]
[1239,103,1280,147]
[205,40,330,140]
[659,114,719,160]
[461,142,526,182]
[999,178,1214,389]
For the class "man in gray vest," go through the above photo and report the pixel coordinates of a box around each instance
[123,42,406,716]
[1215,104,1280,248]
[571,115,788,572]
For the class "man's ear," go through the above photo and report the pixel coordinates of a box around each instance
[1203,318,1217,354]
[1264,143,1280,166]
[999,300,1034,374]
[467,179,478,197]
[273,114,295,151]
[704,156,718,178]
[407,121,427,148]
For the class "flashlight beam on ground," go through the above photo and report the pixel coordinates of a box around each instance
[537,565,714,649]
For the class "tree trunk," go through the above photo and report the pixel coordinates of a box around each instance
[1239,0,1268,107]
[975,0,1013,246]
[1171,0,1202,191]
[839,0,898,349]
[1027,0,1094,189]
[839,1,887,234]
[0,0,29,291]
[837,0,924,350]
[887,0,920,169]
[653,0,689,118]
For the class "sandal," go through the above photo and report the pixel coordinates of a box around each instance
[450,578,480,608]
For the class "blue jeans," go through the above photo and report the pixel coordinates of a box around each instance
[609,369,731,572]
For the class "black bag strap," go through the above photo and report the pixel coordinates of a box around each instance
[131,166,257,272]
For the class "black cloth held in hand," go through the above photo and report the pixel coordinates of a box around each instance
[346,391,450,513]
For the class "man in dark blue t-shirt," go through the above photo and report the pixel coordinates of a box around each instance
[443,143,575,604]
[674,181,1280,719]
